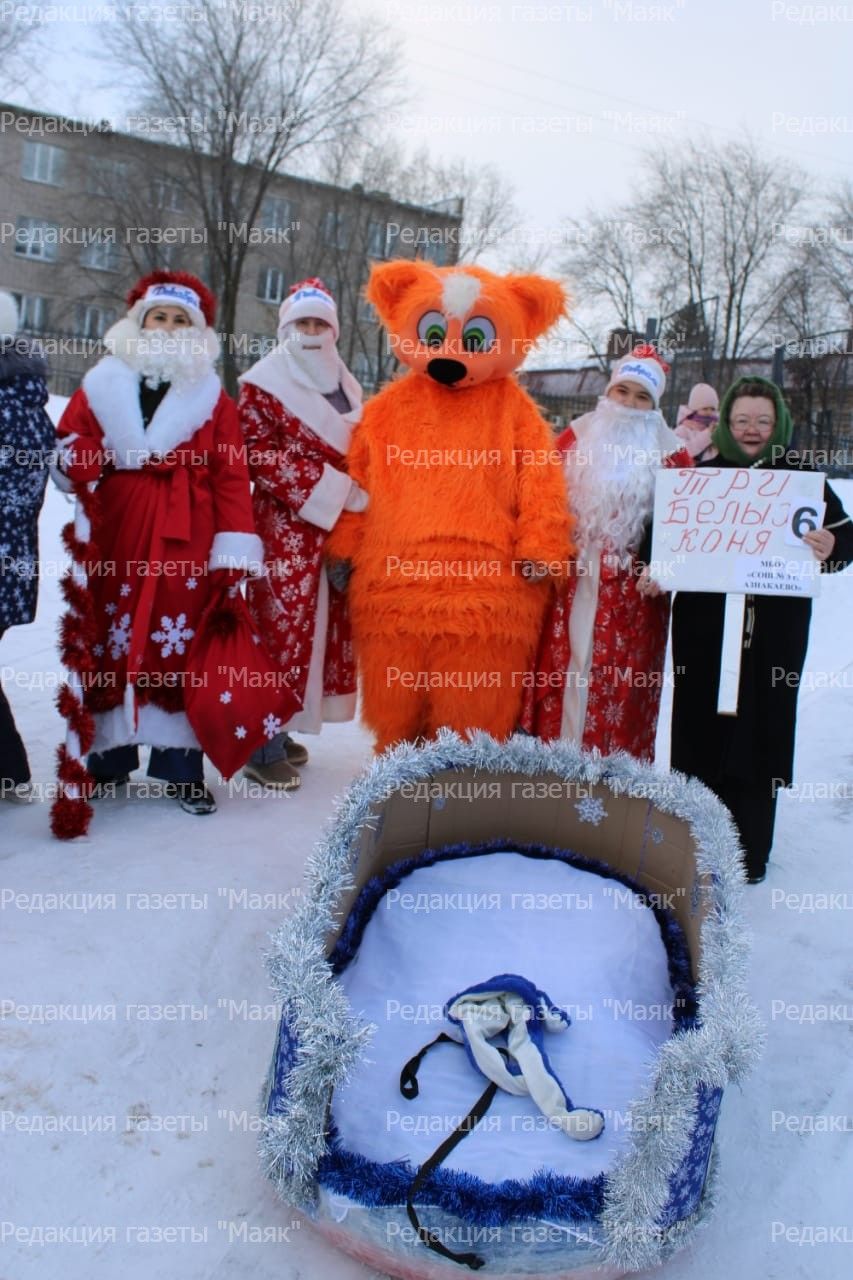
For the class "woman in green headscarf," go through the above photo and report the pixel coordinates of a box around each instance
[669,376,853,883]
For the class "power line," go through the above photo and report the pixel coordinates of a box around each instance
[408,34,853,173]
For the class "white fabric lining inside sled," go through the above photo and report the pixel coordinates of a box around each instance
[331,851,678,1185]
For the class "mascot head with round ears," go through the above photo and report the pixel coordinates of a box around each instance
[365,259,567,391]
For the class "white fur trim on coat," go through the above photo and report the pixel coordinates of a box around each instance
[208,531,266,575]
[82,351,222,469]
[238,350,362,456]
[91,703,200,753]
[296,464,353,532]
[50,433,78,493]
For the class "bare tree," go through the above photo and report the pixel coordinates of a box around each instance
[557,208,678,367]
[315,137,519,266]
[0,12,43,90]
[820,181,853,320]
[99,0,402,390]
[637,138,808,378]
[559,138,812,383]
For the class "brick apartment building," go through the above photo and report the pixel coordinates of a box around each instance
[0,103,463,393]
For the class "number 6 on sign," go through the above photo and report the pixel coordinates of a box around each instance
[785,501,826,546]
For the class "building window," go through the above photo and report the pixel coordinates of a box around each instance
[76,305,116,339]
[81,236,121,272]
[149,241,176,269]
[323,210,351,250]
[366,219,388,259]
[21,141,66,185]
[13,294,50,332]
[14,217,59,262]
[151,178,183,211]
[422,238,448,266]
[260,196,292,231]
[257,267,286,303]
[87,158,130,196]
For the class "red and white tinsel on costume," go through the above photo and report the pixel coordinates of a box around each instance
[51,481,99,838]
[524,403,693,761]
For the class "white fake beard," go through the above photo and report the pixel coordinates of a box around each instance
[568,398,667,559]
[120,329,216,389]
[281,324,341,394]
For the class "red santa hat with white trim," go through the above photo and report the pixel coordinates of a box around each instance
[125,269,217,331]
[606,343,670,408]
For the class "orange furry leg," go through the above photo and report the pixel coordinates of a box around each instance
[424,636,533,741]
[358,633,430,754]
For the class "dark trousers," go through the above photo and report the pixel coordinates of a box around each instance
[714,776,779,880]
[0,630,30,787]
[87,744,204,785]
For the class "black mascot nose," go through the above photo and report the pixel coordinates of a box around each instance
[427,358,467,386]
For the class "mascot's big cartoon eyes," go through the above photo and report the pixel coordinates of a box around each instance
[462,316,497,353]
[417,311,447,346]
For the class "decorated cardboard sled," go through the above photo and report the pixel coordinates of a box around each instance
[259,733,761,1279]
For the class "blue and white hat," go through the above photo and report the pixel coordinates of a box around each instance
[277,277,339,340]
[606,344,668,408]
[134,281,206,330]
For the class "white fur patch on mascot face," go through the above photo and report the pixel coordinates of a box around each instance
[441,272,482,319]
[568,398,670,560]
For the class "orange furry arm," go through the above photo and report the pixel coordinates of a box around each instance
[511,390,575,573]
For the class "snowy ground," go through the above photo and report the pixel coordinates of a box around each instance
[1,402,851,1279]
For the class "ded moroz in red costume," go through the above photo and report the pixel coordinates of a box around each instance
[51,271,264,838]
[238,278,363,734]
[525,346,693,760]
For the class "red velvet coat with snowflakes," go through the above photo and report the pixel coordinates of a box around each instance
[524,425,693,761]
[238,382,355,725]
[55,358,262,726]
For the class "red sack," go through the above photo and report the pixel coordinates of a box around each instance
[184,583,300,779]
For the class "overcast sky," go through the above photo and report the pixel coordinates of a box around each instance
[9,0,853,271]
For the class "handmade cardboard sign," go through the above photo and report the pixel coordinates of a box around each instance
[650,467,825,599]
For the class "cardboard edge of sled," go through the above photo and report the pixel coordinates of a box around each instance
[326,769,709,982]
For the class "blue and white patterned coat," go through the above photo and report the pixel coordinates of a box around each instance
[0,342,54,629]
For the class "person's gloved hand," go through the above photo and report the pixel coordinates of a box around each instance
[682,425,713,458]
[326,558,353,592]
[343,480,369,513]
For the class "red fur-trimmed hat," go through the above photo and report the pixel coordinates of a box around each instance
[126,270,217,330]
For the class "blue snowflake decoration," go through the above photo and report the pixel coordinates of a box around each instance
[657,1083,723,1226]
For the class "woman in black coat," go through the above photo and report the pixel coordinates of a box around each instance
[669,376,853,883]
[0,292,55,802]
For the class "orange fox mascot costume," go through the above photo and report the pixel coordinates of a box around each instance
[328,260,574,751]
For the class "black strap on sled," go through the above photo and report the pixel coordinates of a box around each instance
[400,1032,457,1099]
[399,1035,508,1271]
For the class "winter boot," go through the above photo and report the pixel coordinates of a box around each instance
[166,782,217,815]
[282,733,309,766]
[242,759,302,791]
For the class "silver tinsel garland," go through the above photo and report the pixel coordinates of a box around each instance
[259,730,763,1272]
